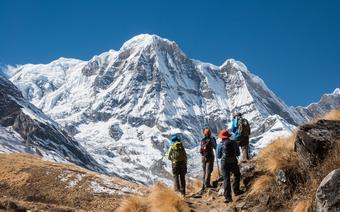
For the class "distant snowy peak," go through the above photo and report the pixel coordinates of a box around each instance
[220,59,249,73]
[295,88,340,121]
[121,34,175,50]
[220,59,305,126]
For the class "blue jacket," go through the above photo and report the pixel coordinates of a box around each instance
[216,139,240,160]
[230,117,241,138]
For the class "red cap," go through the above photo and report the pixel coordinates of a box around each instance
[218,130,231,139]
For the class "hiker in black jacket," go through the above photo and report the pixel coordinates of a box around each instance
[217,129,243,203]
[200,128,217,189]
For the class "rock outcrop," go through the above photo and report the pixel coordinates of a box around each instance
[295,119,340,167]
[315,168,340,212]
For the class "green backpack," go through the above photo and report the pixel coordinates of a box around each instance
[238,118,251,136]
[172,142,187,162]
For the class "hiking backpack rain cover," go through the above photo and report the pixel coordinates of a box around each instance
[172,142,187,162]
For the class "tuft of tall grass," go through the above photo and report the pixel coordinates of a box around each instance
[256,134,300,174]
[117,183,190,212]
[249,175,274,196]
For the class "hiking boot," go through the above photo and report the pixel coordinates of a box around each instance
[234,189,245,196]
[224,197,232,203]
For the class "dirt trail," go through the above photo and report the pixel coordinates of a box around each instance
[185,162,255,212]
[185,184,248,212]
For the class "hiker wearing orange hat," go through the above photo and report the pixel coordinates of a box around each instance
[216,129,243,203]
[200,128,217,190]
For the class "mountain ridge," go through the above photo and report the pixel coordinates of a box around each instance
[1,34,339,184]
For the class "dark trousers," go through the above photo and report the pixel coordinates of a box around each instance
[221,159,241,200]
[172,161,187,195]
[202,155,214,188]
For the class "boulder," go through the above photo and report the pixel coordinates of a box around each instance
[109,124,123,141]
[294,120,340,167]
[315,169,340,212]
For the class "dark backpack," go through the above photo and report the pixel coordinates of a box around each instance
[223,139,236,158]
[238,118,251,136]
[200,138,214,157]
[172,142,187,162]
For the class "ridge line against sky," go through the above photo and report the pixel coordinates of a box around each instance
[0,0,339,106]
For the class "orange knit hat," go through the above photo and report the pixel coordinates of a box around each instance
[218,129,231,139]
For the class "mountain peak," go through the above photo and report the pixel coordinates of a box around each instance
[332,88,340,95]
[121,34,176,51]
[220,59,249,73]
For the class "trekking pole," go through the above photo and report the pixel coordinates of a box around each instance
[214,149,221,178]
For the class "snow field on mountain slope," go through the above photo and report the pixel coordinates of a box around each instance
[75,119,167,183]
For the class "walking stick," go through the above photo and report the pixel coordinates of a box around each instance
[214,149,221,177]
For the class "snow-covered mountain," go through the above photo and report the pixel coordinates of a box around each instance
[0,76,105,173]
[4,34,339,184]
[295,88,340,122]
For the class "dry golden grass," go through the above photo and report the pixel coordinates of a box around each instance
[0,153,143,211]
[322,109,340,121]
[256,133,300,174]
[249,175,274,196]
[148,184,190,212]
[117,184,190,212]
[116,196,148,212]
[293,200,312,212]
[313,108,340,122]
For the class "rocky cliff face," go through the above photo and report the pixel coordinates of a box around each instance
[0,76,105,173]
[4,34,339,184]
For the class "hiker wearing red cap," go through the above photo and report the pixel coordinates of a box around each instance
[216,129,243,203]
[200,128,217,190]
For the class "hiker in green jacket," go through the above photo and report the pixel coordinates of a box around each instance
[168,134,187,195]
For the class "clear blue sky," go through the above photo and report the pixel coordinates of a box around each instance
[0,0,339,106]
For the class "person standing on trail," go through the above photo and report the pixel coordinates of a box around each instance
[230,112,251,162]
[168,134,187,196]
[200,128,217,189]
[216,129,243,203]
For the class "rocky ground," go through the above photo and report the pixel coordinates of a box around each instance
[184,114,340,212]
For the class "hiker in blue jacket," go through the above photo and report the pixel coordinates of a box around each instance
[229,112,251,161]
[217,129,243,203]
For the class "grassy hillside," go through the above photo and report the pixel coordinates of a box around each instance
[0,154,143,211]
